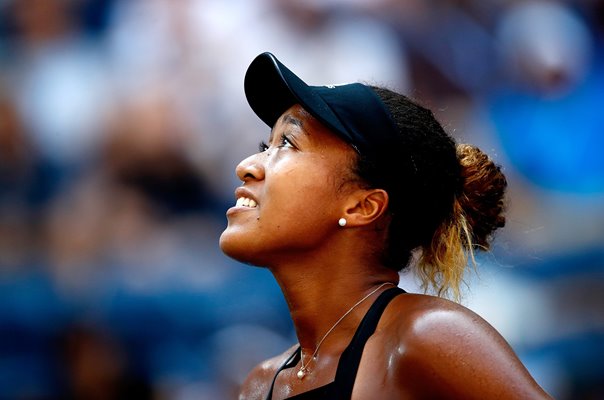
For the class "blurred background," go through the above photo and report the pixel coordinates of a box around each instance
[0,0,602,398]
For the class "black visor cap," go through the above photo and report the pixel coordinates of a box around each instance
[243,52,400,158]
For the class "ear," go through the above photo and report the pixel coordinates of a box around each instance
[342,189,389,227]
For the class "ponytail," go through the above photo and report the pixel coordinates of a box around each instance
[417,144,507,301]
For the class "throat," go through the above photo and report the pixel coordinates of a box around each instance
[291,282,395,380]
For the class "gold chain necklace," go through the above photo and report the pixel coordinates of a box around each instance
[297,282,395,379]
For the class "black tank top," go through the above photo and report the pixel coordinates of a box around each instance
[265,287,406,400]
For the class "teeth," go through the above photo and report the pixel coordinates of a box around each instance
[236,197,257,208]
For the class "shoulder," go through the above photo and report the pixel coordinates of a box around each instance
[385,292,498,345]
[238,344,297,400]
[381,293,499,372]
[376,293,552,399]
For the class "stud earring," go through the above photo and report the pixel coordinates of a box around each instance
[338,218,347,227]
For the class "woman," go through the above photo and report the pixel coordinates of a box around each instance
[220,52,552,399]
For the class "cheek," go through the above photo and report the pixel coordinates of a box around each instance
[262,174,338,240]
[220,183,335,263]
[219,157,346,263]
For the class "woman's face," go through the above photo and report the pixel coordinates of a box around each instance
[219,104,358,266]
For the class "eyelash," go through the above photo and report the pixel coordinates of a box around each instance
[258,134,295,152]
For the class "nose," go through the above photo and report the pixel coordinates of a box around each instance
[236,152,265,182]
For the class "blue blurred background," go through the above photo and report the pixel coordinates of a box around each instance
[0,0,602,398]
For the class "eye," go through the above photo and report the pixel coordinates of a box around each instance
[259,134,296,153]
[279,134,295,149]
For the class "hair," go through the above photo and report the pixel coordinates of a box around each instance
[354,87,507,301]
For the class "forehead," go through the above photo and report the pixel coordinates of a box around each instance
[273,104,349,149]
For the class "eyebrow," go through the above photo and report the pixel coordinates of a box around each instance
[270,112,307,141]
[281,114,304,129]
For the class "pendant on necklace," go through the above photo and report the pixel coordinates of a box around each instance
[297,368,306,379]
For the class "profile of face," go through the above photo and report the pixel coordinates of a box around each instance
[219,104,359,267]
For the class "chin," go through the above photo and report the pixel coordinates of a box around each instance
[219,229,263,266]
[218,229,238,257]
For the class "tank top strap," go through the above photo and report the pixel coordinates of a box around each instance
[266,346,301,400]
[333,286,406,398]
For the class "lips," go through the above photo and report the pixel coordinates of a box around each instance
[233,187,259,209]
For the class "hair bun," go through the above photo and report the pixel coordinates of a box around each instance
[456,144,507,250]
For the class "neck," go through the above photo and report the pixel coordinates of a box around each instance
[269,255,399,355]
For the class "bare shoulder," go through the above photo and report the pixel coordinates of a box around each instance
[238,344,297,400]
[378,293,553,399]
[385,293,500,343]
